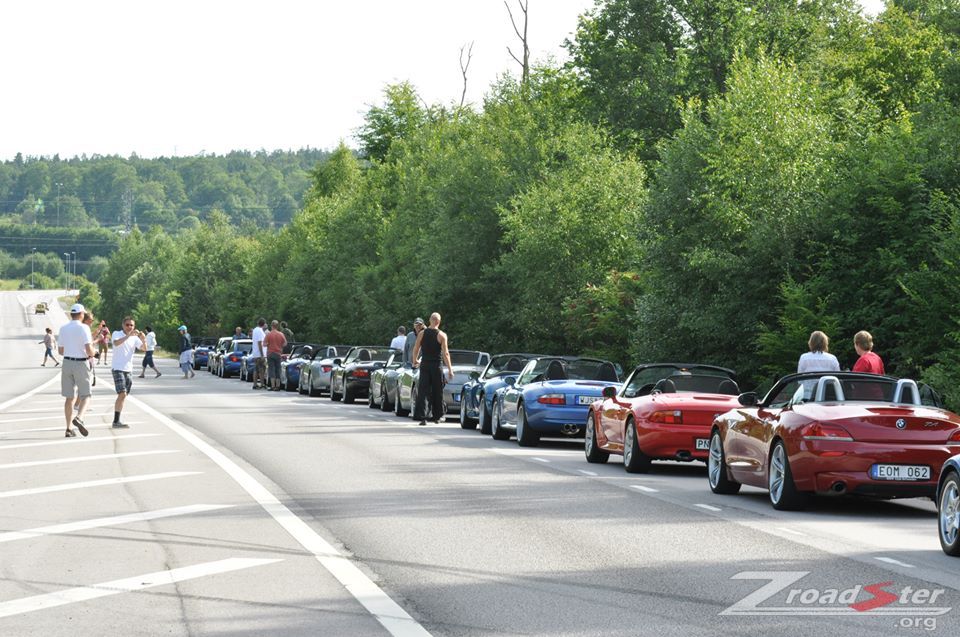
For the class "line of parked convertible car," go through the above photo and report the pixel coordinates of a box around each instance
[193,336,960,557]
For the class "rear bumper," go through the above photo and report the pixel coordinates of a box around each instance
[636,423,712,461]
[527,406,589,436]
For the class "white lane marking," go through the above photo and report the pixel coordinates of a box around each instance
[130,396,432,637]
[695,504,722,512]
[531,457,550,463]
[875,556,915,568]
[0,375,62,412]
[578,470,598,476]
[0,423,138,435]
[0,449,179,470]
[0,504,235,544]
[0,557,281,619]
[0,433,160,451]
[631,485,659,493]
[777,526,806,536]
[0,472,200,500]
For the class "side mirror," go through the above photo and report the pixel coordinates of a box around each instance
[332,358,342,366]
[602,386,617,399]
[504,376,516,386]
[738,392,759,407]
[469,371,480,380]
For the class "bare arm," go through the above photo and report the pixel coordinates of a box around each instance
[439,331,453,380]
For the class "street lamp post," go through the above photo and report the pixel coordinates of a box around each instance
[63,253,70,291]
[71,251,76,293]
[31,248,36,289]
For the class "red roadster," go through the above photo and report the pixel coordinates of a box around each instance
[708,372,960,510]
[585,364,741,473]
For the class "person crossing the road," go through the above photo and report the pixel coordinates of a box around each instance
[138,325,161,378]
[178,325,195,378]
[111,317,147,428]
[411,312,454,426]
[39,327,59,366]
[58,303,95,437]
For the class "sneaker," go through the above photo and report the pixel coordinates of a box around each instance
[138,374,145,378]
[71,417,88,437]
[112,422,130,429]
[55,362,60,367]
[155,372,162,378]
[65,429,77,437]
[41,363,45,366]
[418,420,427,426]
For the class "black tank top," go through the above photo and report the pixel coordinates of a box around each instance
[420,328,441,363]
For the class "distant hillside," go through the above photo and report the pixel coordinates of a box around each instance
[0,149,330,231]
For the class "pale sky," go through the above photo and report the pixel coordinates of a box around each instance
[0,0,885,161]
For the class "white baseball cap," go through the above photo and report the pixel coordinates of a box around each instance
[70,303,85,314]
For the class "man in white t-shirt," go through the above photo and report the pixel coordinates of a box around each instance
[58,303,96,438]
[111,316,147,428]
[138,325,161,379]
[251,318,267,390]
[389,326,406,351]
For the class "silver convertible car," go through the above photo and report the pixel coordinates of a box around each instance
[298,345,352,396]
[394,349,490,420]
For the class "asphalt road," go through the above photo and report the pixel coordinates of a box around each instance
[1,290,958,636]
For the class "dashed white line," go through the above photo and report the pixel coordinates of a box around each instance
[875,556,915,568]
[532,457,550,463]
[631,485,659,493]
[0,449,179,470]
[0,558,281,619]
[578,470,598,476]
[694,504,722,512]
[0,504,235,544]
[1,422,142,435]
[777,526,807,536]
[0,471,201,499]
[0,433,161,451]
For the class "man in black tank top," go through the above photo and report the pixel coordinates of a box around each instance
[411,312,454,426]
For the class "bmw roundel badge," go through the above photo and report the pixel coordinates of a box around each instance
[896,418,906,429]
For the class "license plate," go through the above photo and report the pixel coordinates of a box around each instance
[695,438,710,450]
[452,394,460,402]
[870,464,931,481]
[577,396,594,405]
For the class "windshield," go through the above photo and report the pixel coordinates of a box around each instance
[483,354,532,379]
[450,351,481,366]
[344,347,392,364]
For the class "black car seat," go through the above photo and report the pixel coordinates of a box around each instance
[357,349,371,362]
[505,357,524,372]
[653,378,676,394]
[717,379,739,395]
[596,363,618,382]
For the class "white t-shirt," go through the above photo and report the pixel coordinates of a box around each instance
[797,351,841,373]
[251,326,266,358]
[145,331,157,351]
[111,330,143,372]
[58,321,93,358]
[389,335,406,351]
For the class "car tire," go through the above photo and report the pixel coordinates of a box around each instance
[343,384,355,403]
[285,376,295,392]
[584,412,609,464]
[308,380,320,397]
[395,389,410,417]
[459,398,477,430]
[491,399,510,441]
[708,430,741,495]
[939,470,960,556]
[330,377,342,401]
[623,418,652,473]
[380,387,393,412]
[769,440,809,511]
[368,388,378,408]
[478,394,493,435]
[516,403,539,447]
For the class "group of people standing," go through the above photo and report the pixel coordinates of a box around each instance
[390,313,454,427]
[249,318,292,390]
[798,330,885,375]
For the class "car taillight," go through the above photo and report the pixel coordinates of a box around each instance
[537,393,565,405]
[948,430,960,445]
[650,410,683,424]
[321,365,332,373]
[351,369,370,378]
[229,355,239,362]
[801,422,854,441]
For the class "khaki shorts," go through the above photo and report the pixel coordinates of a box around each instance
[61,359,92,398]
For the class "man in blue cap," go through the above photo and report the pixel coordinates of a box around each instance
[178,325,195,379]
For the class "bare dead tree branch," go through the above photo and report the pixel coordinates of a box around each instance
[504,0,529,86]
[459,41,474,108]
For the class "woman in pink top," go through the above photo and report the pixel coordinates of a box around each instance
[852,330,885,375]
[96,321,110,365]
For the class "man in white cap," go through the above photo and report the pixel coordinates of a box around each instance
[58,303,95,437]
[178,325,195,378]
